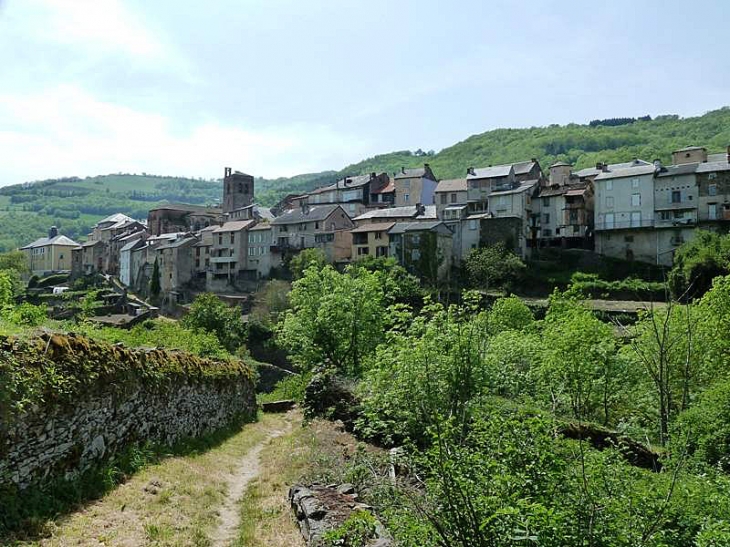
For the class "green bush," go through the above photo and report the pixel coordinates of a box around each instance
[3,303,47,326]
[323,510,378,547]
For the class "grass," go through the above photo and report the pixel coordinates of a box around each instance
[233,416,361,547]
[9,413,284,547]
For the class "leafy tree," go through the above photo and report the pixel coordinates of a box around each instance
[347,256,422,304]
[278,265,386,377]
[668,230,730,300]
[0,271,13,309]
[487,295,534,334]
[149,258,161,300]
[289,248,327,280]
[182,293,246,353]
[465,243,525,292]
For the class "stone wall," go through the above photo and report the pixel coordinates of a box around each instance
[0,334,256,491]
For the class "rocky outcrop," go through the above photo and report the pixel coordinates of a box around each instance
[289,484,392,546]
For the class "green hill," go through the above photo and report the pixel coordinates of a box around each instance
[2,107,729,252]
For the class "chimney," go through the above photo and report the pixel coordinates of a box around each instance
[300,200,310,215]
[416,202,425,216]
[727,145,730,164]
[467,167,475,176]
[595,162,603,171]
[424,163,430,169]
[531,158,537,163]
[401,167,406,174]
[224,167,232,178]
[48,226,58,239]
[370,172,376,180]
[653,158,662,170]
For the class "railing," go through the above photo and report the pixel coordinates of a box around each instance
[595,219,655,230]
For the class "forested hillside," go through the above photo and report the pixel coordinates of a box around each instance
[1,107,729,251]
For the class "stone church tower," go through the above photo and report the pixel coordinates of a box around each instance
[223,167,254,214]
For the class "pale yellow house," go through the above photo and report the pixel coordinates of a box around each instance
[351,222,394,259]
[20,227,81,275]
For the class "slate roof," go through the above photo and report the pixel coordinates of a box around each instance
[249,223,273,231]
[394,167,427,180]
[271,204,345,225]
[353,205,437,222]
[96,213,134,226]
[656,164,700,177]
[435,178,467,193]
[708,152,729,163]
[371,179,395,194]
[21,234,81,249]
[574,159,652,179]
[213,220,255,233]
[350,222,395,233]
[120,239,143,253]
[594,164,657,181]
[468,165,513,179]
[550,161,572,168]
[513,160,539,176]
[388,221,452,235]
[674,146,706,153]
[489,180,539,196]
[696,160,730,173]
[157,237,197,250]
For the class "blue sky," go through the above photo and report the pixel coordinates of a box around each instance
[0,0,728,185]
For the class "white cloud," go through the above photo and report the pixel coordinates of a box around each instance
[0,85,369,185]
[15,0,166,59]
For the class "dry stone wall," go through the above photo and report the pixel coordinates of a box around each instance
[0,333,256,491]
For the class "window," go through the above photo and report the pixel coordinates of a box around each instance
[631,178,639,188]
[248,248,254,256]
[357,247,369,256]
[660,211,672,221]
[450,193,457,203]
[315,222,319,229]
[248,234,253,244]
[348,203,356,213]
[605,213,615,229]
[470,180,479,189]
[709,183,718,196]
[374,231,383,240]
[299,223,306,231]
[606,196,614,208]
[542,229,551,237]
[625,235,634,243]
[543,213,550,224]
[709,203,718,220]
[630,211,641,227]
[218,235,223,245]
[402,180,411,189]
[543,197,550,206]
[569,210,578,224]
[403,194,410,203]
[230,233,234,244]
[671,190,681,203]
[440,194,447,204]
[631,193,641,207]
[606,180,613,191]
[469,219,477,230]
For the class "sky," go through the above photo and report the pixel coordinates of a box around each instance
[0,0,729,186]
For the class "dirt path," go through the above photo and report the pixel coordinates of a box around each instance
[210,417,293,547]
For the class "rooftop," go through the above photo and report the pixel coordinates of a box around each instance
[21,234,81,249]
[435,178,467,193]
[574,159,652,179]
[389,221,451,234]
[353,204,437,221]
[594,163,657,181]
[489,179,539,196]
[271,204,345,225]
[350,222,395,233]
[468,164,513,179]
[213,220,256,233]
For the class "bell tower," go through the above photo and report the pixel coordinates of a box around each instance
[223,167,254,214]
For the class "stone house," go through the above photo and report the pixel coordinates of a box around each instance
[533,162,594,249]
[696,148,730,224]
[270,204,353,256]
[593,161,659,263]
[314,230,353,263]
[393,164,438,207]
[119,238,146,287]
[369,177,396,208]
[388,221,453,283]
[351,222,395,260]
[20,227,80,275]
[434,178,468,219]
[208,220,256,289]
[245,223,279,279]
[75,240,104,276]
[156,236,198,301]
[308,173,391,217]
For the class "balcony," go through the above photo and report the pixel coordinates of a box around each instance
[210,256,237,264]
[595,219,655,231]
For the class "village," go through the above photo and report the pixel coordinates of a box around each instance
[18,144,730,305]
